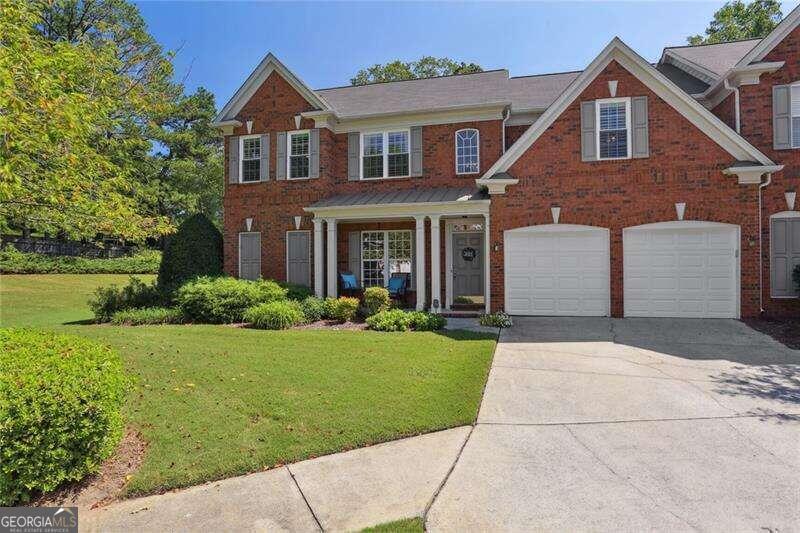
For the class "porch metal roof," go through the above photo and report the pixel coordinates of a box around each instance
[308,187,488,209]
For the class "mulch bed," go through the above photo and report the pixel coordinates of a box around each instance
[744,317,800,350]
[293,319,367,331]
[31,428,146,509]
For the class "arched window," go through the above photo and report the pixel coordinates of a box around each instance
[455,129,479,174]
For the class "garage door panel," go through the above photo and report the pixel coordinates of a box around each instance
[624,223,738,318]
[505,226,610,316]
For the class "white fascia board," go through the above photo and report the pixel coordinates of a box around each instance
[481,37,775,180]
[662,50,719,84]
[701,61,786,108]
[213,53,332,124]
[303,199,490,220]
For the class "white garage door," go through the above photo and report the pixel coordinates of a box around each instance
[623,221,739,318]
[505,224,610,316]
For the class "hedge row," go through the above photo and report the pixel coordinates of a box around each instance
[0,246,161,274]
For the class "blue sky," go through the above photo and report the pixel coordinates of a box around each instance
[136,1,800,110]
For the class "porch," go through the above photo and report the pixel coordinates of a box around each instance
[304,187,491,313]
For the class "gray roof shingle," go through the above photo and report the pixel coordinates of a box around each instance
[309,187,487,208]
[664,39,759,76]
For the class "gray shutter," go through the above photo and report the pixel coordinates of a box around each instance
[228,136,239,183]
[239,232,261,280]
[276,132,287,180]
[771,217,800,297]
[309,129,320,179]
[631,96,649,158]
[348,133,360,181]
[410,126,423,176]
[259,133,270,181]
[773,85,791,150]
[348,231,361,283]
[580,101,597,161]
[287,232,310,287]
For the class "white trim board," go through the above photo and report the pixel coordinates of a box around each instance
[479,37,775,183]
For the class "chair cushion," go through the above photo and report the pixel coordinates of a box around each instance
[341,273,358,289]
[387,276,405,292]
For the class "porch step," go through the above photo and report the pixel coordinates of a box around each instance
[441,310,482,318]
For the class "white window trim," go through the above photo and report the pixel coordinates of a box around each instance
[790,83,800,149]
[287,129,311,180]
[360,230,414,287]
[239,134,262,183]
[455,128,480,175]
[360,129,411,180]
[596,97,631,161]
[285,230,311,286]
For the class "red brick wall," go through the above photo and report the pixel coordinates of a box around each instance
[712,92,737,131]
[493,59,762,317]
[223,71,502,287]
[505,124,529,150]
[710,26,800,316]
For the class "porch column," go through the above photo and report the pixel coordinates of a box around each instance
[415,215,426,310]
[325,218,337,298]
[484,213,491,314]
[313,218,324,298]
[429,215,441,313]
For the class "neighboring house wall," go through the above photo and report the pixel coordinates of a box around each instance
[491,60,761,317]
[222,71,504,283]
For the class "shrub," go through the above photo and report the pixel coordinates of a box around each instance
[110,307,184,326]
[479,311,513,328]
[157,214,223,295]
[0,245,161,274]
[408,311,447,331]
[278,282,314,301]
[300,296,325,322]
[175,277,287,324]
[0,329,126,505]
[366,309,412,331]
[245,301,305,330]
[88,276,163,322]
[332,297,360,323]
[362,287,391,316]
[321,297,339,320]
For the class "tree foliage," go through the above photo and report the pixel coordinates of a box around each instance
[157,213,223,294]
[688,0,782,45]
[350,56,483,85]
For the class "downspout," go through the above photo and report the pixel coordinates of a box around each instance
[501,107,510,153]
[724,79,741,133]
[758,173,773,313]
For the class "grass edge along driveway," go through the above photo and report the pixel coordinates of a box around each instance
[0,274,496,497]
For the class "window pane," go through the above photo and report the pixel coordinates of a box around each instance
[456,130,479,173]
[599,129,628,159]
[388,131,408,154]
[388,153,409,177]
[361,232,386,287]
[363,155,383,178]
[290,132,309,156]
[290,155,309,179]
[243,137,261,160]
[599,102,626,131]
[793,117,800,148]
[242,159,260,182]
[363,133,383,156]
[598,102,627,158]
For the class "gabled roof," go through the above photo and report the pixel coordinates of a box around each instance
[213,53,332,125]
[661,39,759,79]
[480,37,775,181]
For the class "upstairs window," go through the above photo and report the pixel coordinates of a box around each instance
[455,129,480,174]
[288,131,310,179]
[791,85,800,148]
[361,130,409,179]
[240,136,261,182]
[597,98,630,160]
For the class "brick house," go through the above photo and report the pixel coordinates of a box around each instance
[213,8,800,319]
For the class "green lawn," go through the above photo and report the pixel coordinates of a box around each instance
[0,274,495,496]
[362,517,425,532]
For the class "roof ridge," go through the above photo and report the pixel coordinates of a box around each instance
[315,68,509,92]
[664,37,762,50]
[509,69,583,80]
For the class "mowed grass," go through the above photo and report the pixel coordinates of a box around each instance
[361,517,425,532]
[0,274,496,496]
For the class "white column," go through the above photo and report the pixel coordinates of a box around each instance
[313,218,324,298]
[325,218,337,298]
[415,215,426,311]
[429,215,441,313]
[484,214,491,314]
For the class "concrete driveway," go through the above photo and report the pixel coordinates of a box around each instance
[427,318,800,531]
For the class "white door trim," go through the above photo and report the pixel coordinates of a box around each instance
[503,224,611,316]
[285,230,311,286]
[445,217,485,310]
[622,220,741,318]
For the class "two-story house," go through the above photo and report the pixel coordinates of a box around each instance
[212,6,800,319]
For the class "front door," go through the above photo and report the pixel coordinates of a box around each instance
[452,233,484,302]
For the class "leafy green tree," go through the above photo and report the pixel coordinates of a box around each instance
[0,0,171,241]
[688,0,782,45]
[350,56,483,85]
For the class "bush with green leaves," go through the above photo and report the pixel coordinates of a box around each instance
[110,307,185,326]
[321,297,339,320]
[88,276,163,322]
[300,296,326,322]
[245,301,306,330]
[157,213,223,295]
[479,311,513,328]
[278,282,314,301]
[362,286,391,316]
[175,277,287,324]
[408,311,447,331]
[332,296,360,323]
[366,309,413,331]
[0,245,161,274]
[0,329,126,505]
